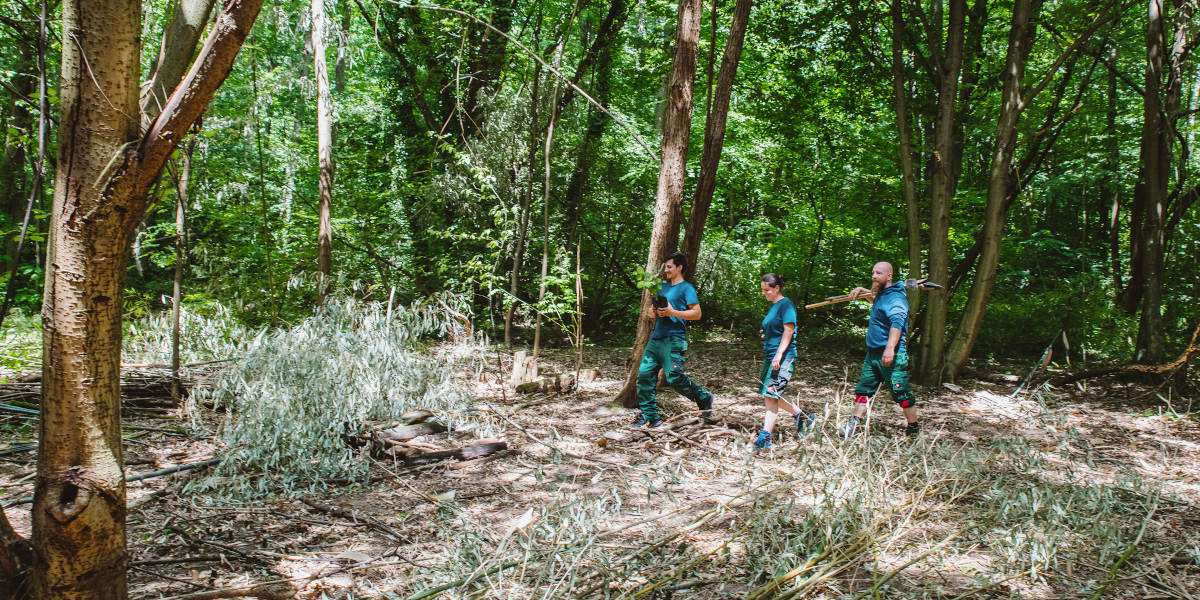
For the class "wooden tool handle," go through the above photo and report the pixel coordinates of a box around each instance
[804,293,875,310]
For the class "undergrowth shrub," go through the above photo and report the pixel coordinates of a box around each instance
[187,296,484,499]
[123,301,250,365]
[0,308,40,376]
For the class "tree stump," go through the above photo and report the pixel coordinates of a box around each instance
[510,351,539,388]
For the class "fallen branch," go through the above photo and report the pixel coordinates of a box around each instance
[1051,322,1200,386]
[150,578,297,600]
[299,497,408,543]
[5,457,221,507]
[127,458,220,483]
[387,440,508,465]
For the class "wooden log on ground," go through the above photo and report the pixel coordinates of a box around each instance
[958,367,1021,384]
[515,380,541,394]
[578,367,599,383]
[387,439,509,466]
[515,372,573,394]
[376,422,447,442]
[398,409,435,425]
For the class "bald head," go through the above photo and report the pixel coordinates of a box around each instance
[871,262,894,293]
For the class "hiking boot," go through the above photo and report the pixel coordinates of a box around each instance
[794,411,816,438]
[632,416,661,429]
[838,416,864,439]
[753,429,773,452]
[697,394,714,421]
[905,421,920,437]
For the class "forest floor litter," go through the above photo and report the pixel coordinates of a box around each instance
[2,340,1199,599]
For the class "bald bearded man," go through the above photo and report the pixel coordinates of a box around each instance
[840,262,920,437]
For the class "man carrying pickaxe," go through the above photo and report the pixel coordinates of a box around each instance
[818,262,941,438]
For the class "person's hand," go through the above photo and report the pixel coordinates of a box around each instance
[882,348,895,366]
[771,356,781,371]
[655,306,673,318]
[847,286,871,300]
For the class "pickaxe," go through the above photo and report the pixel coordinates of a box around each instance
[804,278,943,310]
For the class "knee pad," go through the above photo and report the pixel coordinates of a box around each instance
[854,394,870,404]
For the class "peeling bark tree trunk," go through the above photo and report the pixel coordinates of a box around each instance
[890,0,921,318]
[616,0,703,408]
[314,0,335,304]
[681,0,752,282]
[22,2,264,597]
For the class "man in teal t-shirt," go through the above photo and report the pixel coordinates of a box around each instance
[633,252,714,427]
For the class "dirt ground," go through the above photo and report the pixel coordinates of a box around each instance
[2,340,1199,599]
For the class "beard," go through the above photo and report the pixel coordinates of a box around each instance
[871,280,886,294]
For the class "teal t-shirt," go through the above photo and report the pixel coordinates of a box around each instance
[866,282,908,351]
[762,297,798,359]
[651,280,700,339]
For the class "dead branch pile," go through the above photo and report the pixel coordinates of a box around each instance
[349,410,509,467]
[599,417,736,454]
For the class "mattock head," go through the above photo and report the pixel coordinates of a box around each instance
[903,277,944,291]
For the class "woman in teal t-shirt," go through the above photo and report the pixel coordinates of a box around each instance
[753,274,814,451]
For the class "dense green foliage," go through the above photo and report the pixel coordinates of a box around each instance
[2,0,1199,370]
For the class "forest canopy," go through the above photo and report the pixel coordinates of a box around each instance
[1,0,1194,373]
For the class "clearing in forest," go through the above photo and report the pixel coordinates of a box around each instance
[2,341,1198,599]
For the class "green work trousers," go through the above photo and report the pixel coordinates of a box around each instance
[636,336,711,421]
[854,349,916,407]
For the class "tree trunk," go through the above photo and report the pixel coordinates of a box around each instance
[1136,0,1194,364]
[504,31,542,346]
[28,2,263,597]
[336,0,349,95]
[141,0,217,129]
[890,0,921,318]
[314,0,335,304]
[943,0,1037,381]
[533,39,568,359]
[465,0,517,126]
[616,0,703,408]
[1107,43,1123,299]
[1131,0,1174,364]
[916,0,966,384]
[681,0,752,282]
[171,140,195,405]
